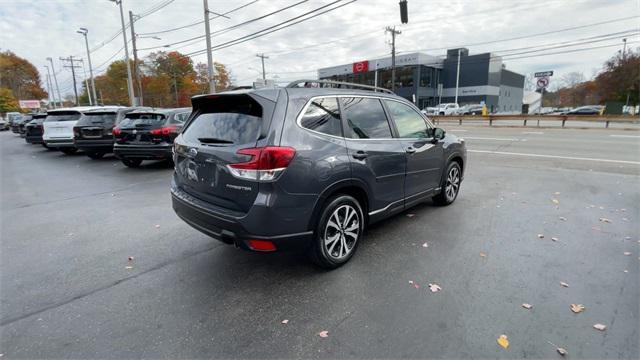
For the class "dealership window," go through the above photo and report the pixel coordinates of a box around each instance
[419,66,432,87]
[341,97,393,139]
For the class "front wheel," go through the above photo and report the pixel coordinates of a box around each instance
[121,159,142,168]
[433,162,462,206]
[308,195,364,269]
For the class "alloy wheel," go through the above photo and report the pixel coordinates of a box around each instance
[324,204,360,260]
[445,166,460,201]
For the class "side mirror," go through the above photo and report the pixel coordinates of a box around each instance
[431,127,446,142]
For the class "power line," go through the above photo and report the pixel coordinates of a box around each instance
[137,0,310,51]
[137,0,176,19]
[137,0,259,36]
[186,0,357,56]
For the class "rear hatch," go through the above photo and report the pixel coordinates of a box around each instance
[115,113,171,145]
[75,111,118,139]
[173,94,272,213]
[43,111,82,139]
[26,117,46,137]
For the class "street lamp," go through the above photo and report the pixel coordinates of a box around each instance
[76,27,98,106]
[108,0,135,106]
[46,57,63,107]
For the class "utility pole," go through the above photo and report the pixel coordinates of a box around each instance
[622,38,627,60]
[385,26,401,92]
[78,59,93,105]
[202,0,229,93]
[129,11,144,106]
[454,48,461,105]
[60,56,82,105]
[110,0,135,106]
[47,57,63,108]
[44,65,56,109]
[256,53,269,80]
[77,28,98,106]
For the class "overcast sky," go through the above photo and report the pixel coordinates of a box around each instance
[1,0,638,97]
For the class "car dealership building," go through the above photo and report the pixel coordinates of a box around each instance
[318,48,525,113]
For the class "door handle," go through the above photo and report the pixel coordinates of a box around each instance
[352,151,367,160]
[406,146,416,154]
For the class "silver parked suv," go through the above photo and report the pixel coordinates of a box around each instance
[171,80,467,268]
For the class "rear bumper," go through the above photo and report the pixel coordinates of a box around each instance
[25,135,43,144]
[75,139,114,153]
[114,143,172,160]
[43,138,75,148]
[171,184,313,252]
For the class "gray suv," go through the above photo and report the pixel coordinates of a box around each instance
[171,81,467,268]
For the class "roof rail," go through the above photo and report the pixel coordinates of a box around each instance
[285,79,395,95]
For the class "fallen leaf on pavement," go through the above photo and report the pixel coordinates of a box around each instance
[125,266,133,269]
[551,237,559,242]
[538,234,545,239]
[428,283,441,292]
[155,224,160,228]
[599,218,611,223]
[623,252,631,256]
[570,304,585,313]
[319,330,329,338]
[406,213,415,218]
[593,323,607,331]
[497,334,509,349]
[128,256,134,261]
[409,280,414,284]
[624,270,628,273]
[522,303,533,309]
[554,192,561,195]
[592,226,601,231]
[560,282,569,288]
[559,216,567,221]
[480,252,487,258]
[281,319,289,324]
[552,199,560,205]
[422,242,428,248]
[557,347,568,356]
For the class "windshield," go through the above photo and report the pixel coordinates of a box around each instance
[119,113,166,128]
[45,111,82,122]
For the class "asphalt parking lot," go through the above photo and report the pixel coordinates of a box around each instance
[1,127,638,359]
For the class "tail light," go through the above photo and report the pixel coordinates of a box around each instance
[112,127,121,136]
[150,125,179,136]
[227,146,296,182]
[247,239,277,252]
[73,127,80,137]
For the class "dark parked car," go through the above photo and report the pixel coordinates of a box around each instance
[74,106,144,159]
[171,81,467,268]
[113,107,191,167]
[460,104,484,115]
[11,114,32,135]
[24,113,48,145]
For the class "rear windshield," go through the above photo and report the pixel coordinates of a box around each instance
[119,113,166,128]
[77,113,117,125]
[183,96,262,145]
[45,111,82,122]
[33,114,47,119]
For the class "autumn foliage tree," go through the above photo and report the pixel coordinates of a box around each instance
[0,87,20,113]
[0,50,47,101]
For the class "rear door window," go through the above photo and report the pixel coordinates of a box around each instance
[182,96,262,146]
[170,111,191,124]
[384,100,429,138]
[341,97,393,139]
[119,113,166,128]
[45,111,81,122]
[299,97,342,137]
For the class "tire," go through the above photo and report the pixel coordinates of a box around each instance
[60,147,78,155]
[433,161,462,206]
[86,152,105,160]
[308,195,364,269]
[439,112,445,116]
[121,159,142,168]
[41,143,50,149]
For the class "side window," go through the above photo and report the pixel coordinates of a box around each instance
[171,112,190,124]
[299,97,342,137]
[341,97,393,139]
[385,100,428,138]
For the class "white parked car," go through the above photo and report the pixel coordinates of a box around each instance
[42,107,97,154]
[435,103,459,115]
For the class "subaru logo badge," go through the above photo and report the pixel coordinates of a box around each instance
[188,148,198,158]
[132,129,137,134]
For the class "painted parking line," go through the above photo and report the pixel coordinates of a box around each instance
[468,149,640,165]
[522,131,544,135]
[609,134,640,138]
[463,137,524,141]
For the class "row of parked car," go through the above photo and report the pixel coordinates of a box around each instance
[4,81,468,268]
[6,106,191,167]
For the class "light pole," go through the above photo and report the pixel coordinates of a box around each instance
[109,0,135,106]
[78,59,93,105]
[44,65,56,109]
[46,57,63,108]
[454,48,461,105]
[77,28,98,105]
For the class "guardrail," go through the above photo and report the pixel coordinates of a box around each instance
[430,114,640,128]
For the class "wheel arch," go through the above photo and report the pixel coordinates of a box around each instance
[307,179,371,231]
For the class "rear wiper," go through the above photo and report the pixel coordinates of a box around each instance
[198,137,234,144]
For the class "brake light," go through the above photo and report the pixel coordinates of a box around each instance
[112,127,121,136]
[150,125,179,136]
[247,239,277,252]
[227,146,296,182]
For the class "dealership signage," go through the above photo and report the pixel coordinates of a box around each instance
[19,100,40,109]
[534,71,553,78]
[352,61,369,73]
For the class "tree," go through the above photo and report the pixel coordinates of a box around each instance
[92,60,132,105]
[195,61,232,93]
[0,50,47,100]
[0,87,20,113]
[595,48,639,106]
[560,72,585,89]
